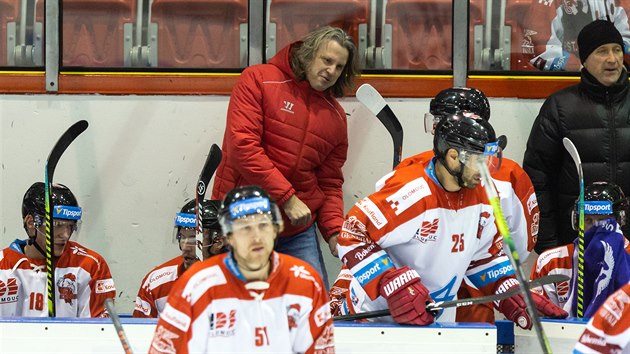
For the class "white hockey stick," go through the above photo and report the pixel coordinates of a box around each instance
[356,84,403,168]
[563,137,585,318]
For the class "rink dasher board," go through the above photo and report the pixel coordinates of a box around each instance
[514,318,589,353]
[0,318,496,353]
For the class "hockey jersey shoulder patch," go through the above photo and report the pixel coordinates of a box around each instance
[385,177,431,216]
[356,197,388,230]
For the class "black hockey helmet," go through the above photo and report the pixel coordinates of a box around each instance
[219,185,283,235]
[430,87,490,120]
[176,199,222,230]
[572,181,629,230]
[433,112,497,159]
[22,182,81,221]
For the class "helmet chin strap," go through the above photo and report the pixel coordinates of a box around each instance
[438,155,467,189]
[27,233,47,258]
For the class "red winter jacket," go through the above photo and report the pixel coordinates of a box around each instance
[211,43,348,241]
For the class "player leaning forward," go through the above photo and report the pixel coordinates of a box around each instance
[149,186,334,354]
[336,112,567,327]
[0,182,115,317]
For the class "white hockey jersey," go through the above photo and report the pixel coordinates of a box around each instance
[337,158,516,322]
[148,251,334,354]
[0,240,115,317]
[133,256,184,318]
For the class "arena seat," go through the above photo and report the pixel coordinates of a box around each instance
[150,0,248,68]
[383,0,483,70]
[267,0,368,59]
[61,0,136,67]
[504,0,536,70]
[1,0,20,66]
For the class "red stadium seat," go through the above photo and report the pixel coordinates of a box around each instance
[62,0,135,67]
[0,0,20,66]
[150,0,248,68]
[384,0,483,70]
[268,0,368,58]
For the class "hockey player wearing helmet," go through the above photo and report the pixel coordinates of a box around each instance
[334,112,566,329]
[0,182,116,317]
[149,186,334,353]
[332,88,540,326]
[133,198,225,318]
[531,181,630,317]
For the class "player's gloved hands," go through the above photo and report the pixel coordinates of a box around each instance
[379,266,435,325]
[497,279,568,330]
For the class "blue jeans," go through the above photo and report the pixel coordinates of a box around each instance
[275,224,329,288]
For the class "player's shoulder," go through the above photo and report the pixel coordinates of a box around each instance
[141,256,183,288]
[175,254,229,296]
[276,253,325,291]
[535,244,572,268]
[0,246,28,267]
[62,241,109,267]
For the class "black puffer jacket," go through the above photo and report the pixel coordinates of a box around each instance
[523,69,630,253]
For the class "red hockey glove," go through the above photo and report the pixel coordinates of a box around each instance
[379,266,435,325]
[497,279,568,330]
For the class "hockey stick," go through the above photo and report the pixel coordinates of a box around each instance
[333,274,568,321]
[195,144,222,261]
[44,120,89,317]
[478,161,552,354]
[104,299,134,354]
[563,137,585,318]
[356,84,404,168]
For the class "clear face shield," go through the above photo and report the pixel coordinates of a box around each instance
[424,113,439,135]
[173,212,226,261]
[458,141,503,175]
[32,205,82,255]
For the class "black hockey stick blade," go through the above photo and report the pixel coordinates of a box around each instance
[356,84,404,168]
[45,120,89,317]
[332,274,569,322]
[105,299,134,354]
[195,144,222,260]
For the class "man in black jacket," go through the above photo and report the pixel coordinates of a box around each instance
[523,19,630,254]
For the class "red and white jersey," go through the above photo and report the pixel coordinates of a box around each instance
[392,151,538,260]
[337,157,516,322]
[0,240,115,317]
[133,256,185,318]
[531,239,630,310]
[149,251,334,354]
[574,281,630,354]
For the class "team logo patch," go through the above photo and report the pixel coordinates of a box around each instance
[229,197,270,219]
[53,205,82,220]
[162,303,191,332]
[356,198,388,229]
[386,177,431,216]
[209,309,237,337]
[57,273,77,304]
[527,193,538,214]
[413,219,439,243]
[175,213,196,228]
[354,255,392,286]
[287,304,301,329]
[0,278,18,304]
[134,298,151,316]
[95,278,115,294]
[151,325,179,354]
[314,303,331,327]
